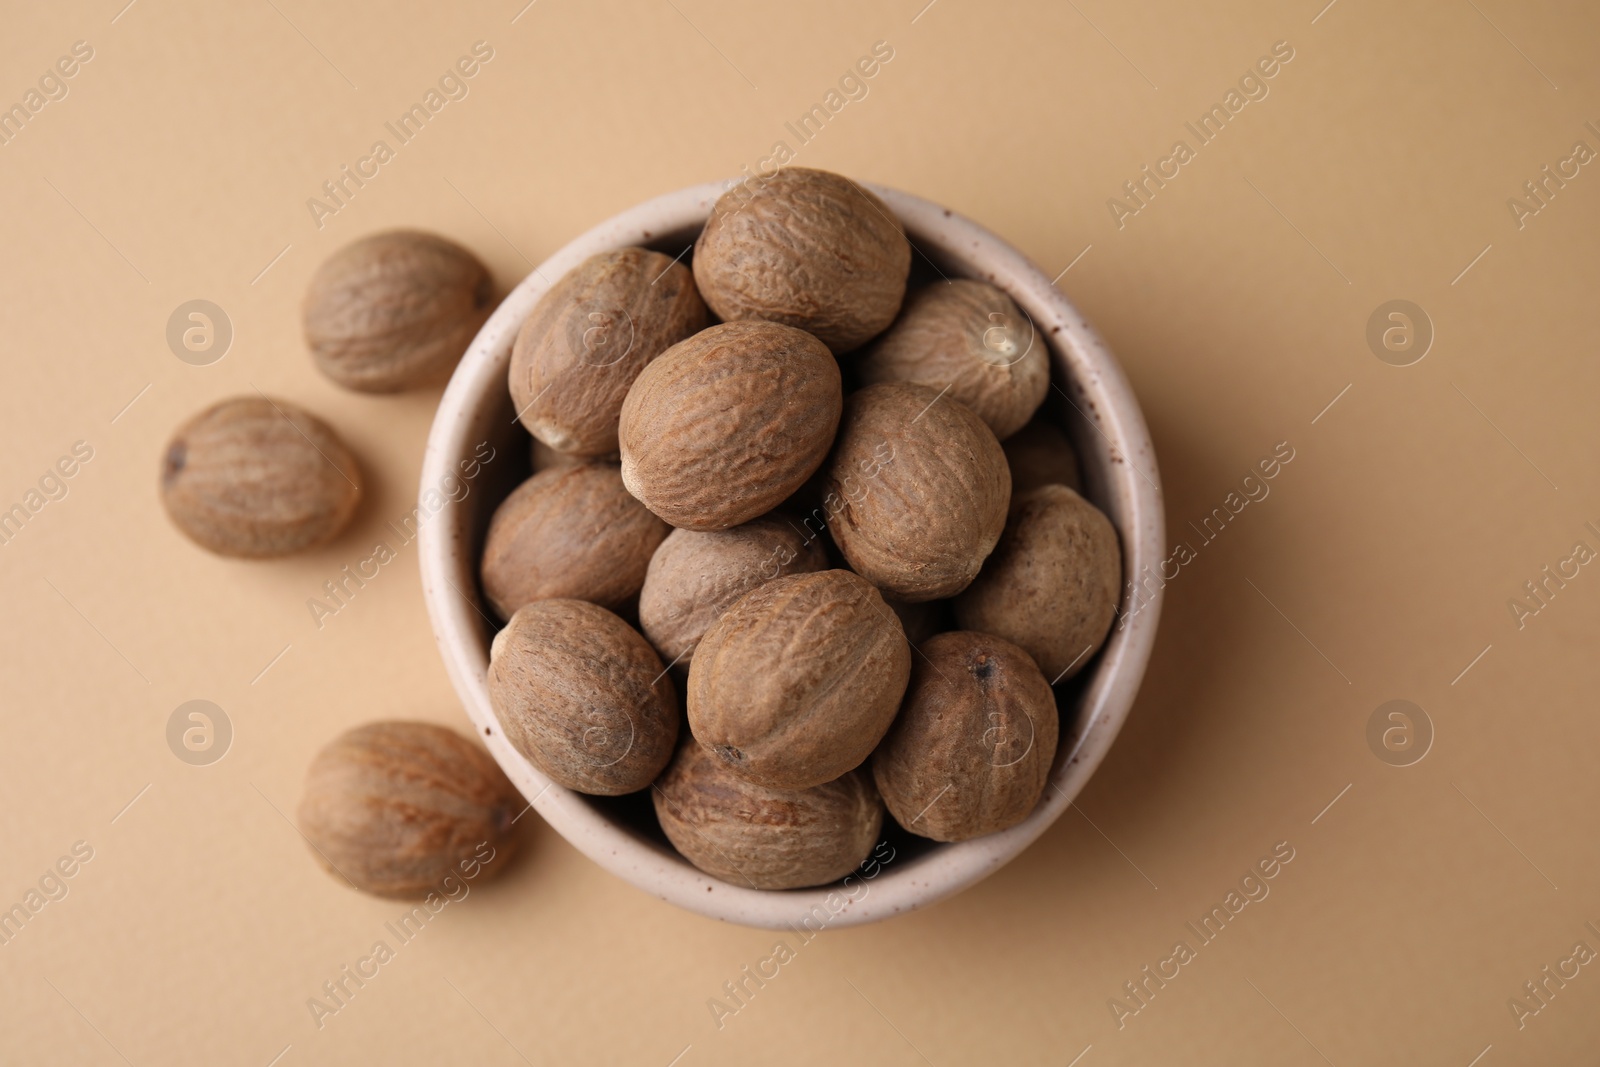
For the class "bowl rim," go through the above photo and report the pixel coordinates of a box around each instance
[418,178,1165,929]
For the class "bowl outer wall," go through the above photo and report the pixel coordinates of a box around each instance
[418,179,1165,929]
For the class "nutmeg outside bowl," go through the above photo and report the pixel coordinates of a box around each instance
[419,179,1164,929]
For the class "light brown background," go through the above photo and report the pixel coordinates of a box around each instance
[3,0,1598,1063]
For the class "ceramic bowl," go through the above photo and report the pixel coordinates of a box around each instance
[418,179,1164,928]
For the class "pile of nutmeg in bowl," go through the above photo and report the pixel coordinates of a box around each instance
[479,167,1122,891]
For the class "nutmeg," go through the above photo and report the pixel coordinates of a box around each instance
[488,599,679,795]
[638,518,829,668]
[871,631,1058,842]
[688,569,910,790]
[856,280,1049,440]
[1003,416,1081,495]
[693,168,910,353]
[297,721,520,898]
[953,485,1121,681]
[823,381,1010,601]
[652,741,882,890]
[618,321,842,531]
[161,396,361,558]
[510,248,707,458]
[303,230,492,393]
[479,463,669,619]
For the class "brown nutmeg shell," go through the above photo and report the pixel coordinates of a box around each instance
[297,721,520,898]
[479,464,669,619]
[824,381,1010,602]
[953,485,1121,680]
[303,230,492,393]
[688,569,910,790]
[693,168,910,354]
[161,396,362,558]
[638,518,829,668]
[872,631,1059,842]
[510,248,707,458]
[857,279,1049,440]
[618,321,842,531]
[652,741,882,890]
[487,599,679,796]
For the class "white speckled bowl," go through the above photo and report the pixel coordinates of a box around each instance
[419,179,1164,929]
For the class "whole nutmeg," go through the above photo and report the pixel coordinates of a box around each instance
[688,569,910,790]
[1003,416,1081,495]
[954,485,1121,680]
[303,230,492,393]
[652,741,882,890]
[638,518,829,668]
[510,248,707,458]
[872,631,1059,842]
[161,396,361,558]
[297,721,520,898]
[618,321,842,531]
[823,381,1010,602]
[693,168,910,353]
[488,599,679,795]
[480,464,669,619]
[856,280,1049,440]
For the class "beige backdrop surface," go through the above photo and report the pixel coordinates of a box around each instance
[3,0,1598,1064]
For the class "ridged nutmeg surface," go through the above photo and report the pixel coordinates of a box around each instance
[303,230,492,393]
[638,518,829,668]
[857,279,1049,440]
[297,721,520,898]
[652,741,882,890]
[693,168,910,353]
[161,396,361,558]
[487,599,679,796]
[823,381,1010,602]
[479,464,669,619]
[872,631,1059,842]
[953,485,1121,680]
[509,248,707,458]
[688,569,910,790]
[618,321,842,531]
